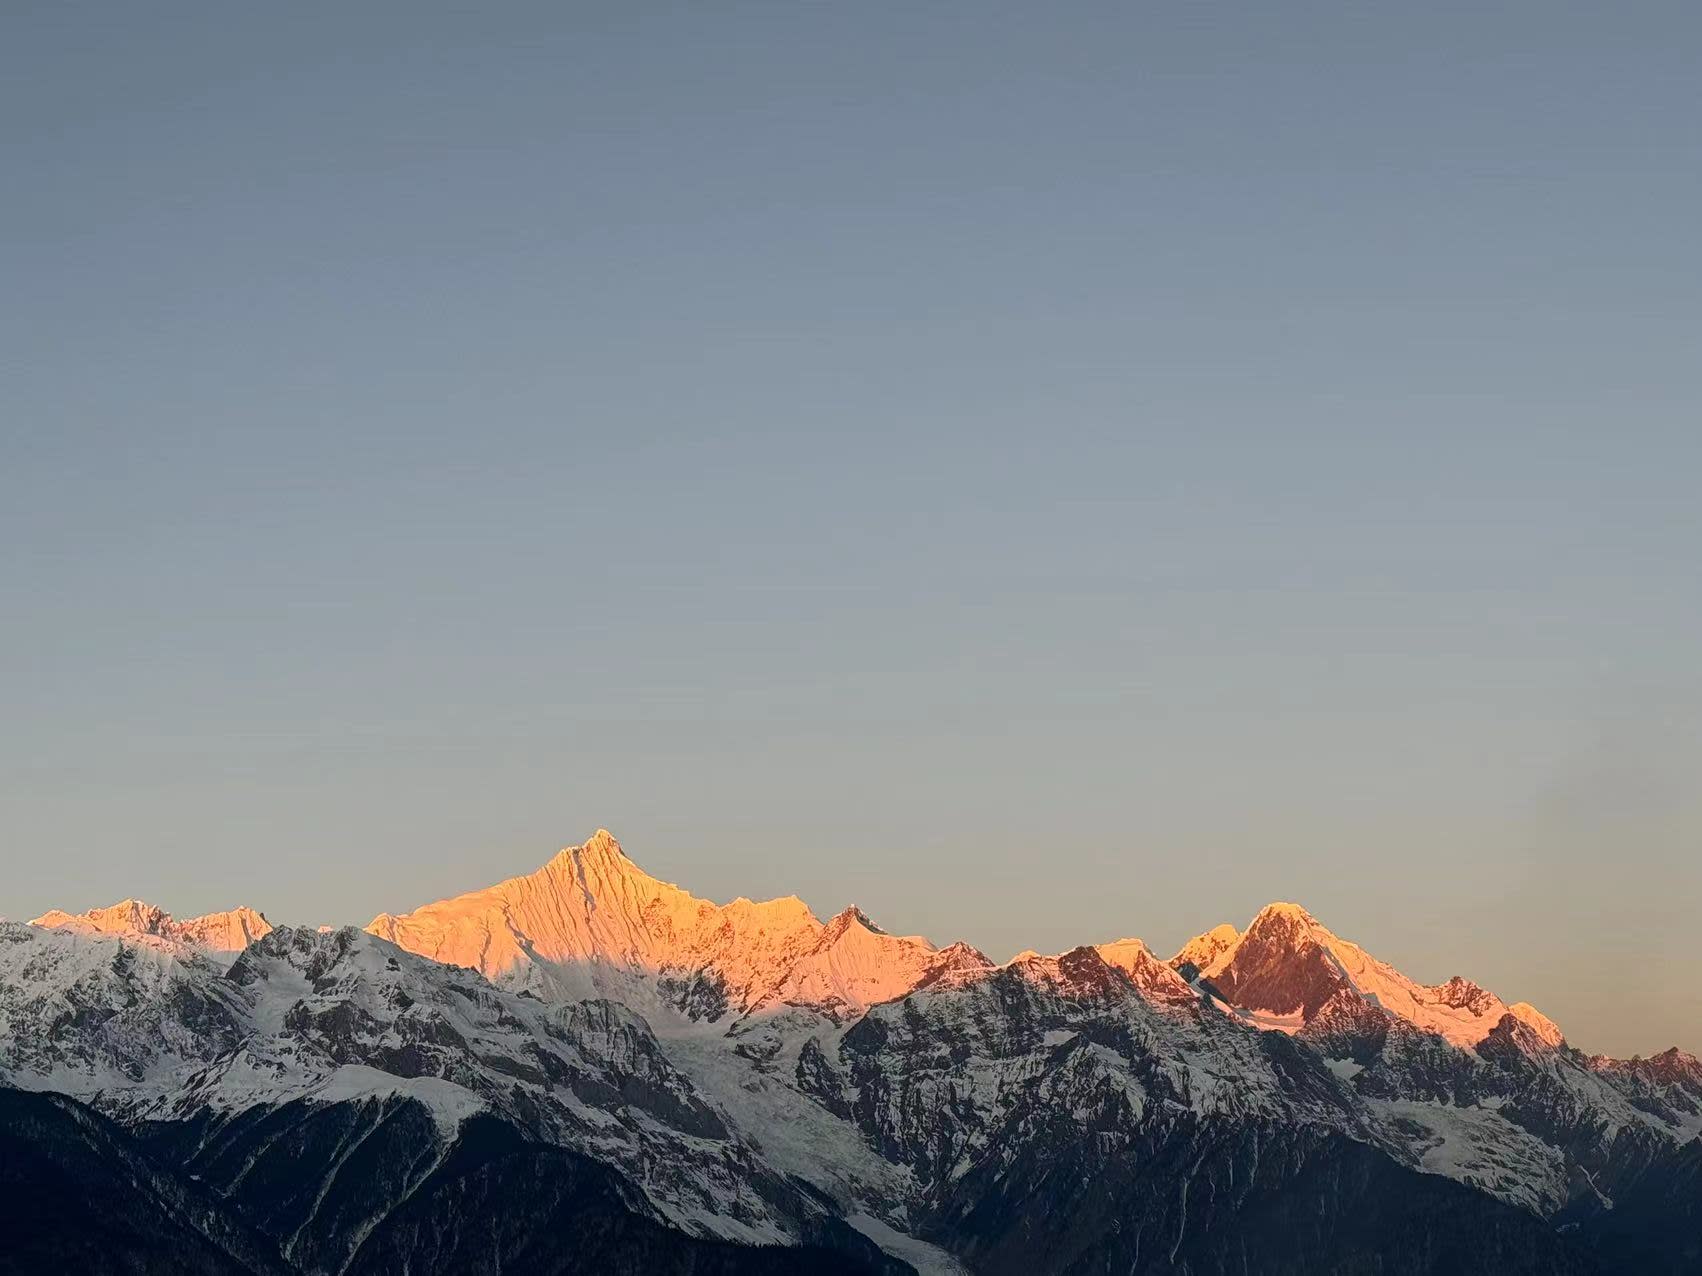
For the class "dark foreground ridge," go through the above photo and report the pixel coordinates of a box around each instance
[0,1088,904,1276]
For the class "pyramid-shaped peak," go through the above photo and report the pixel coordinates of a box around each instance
[933,939,992,966]
[824,905,885,939]
[1507,1000,1564,1048]
[370,831,839,1015]
[541,829,650,884]
[560,828,628,861]
[1256,901,1315,921]
[1481,1008,1565,1060]
[1169,922,1240,971]
[1247,901,1323,934]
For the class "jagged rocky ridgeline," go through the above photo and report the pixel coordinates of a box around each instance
[4,830,1699,1274]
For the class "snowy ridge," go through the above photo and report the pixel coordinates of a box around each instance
[0,919,245,1100]
[742,906,981,1023]
[7,827,1701,1272]
[1093,937,1198,1004]
[367,830,963,1025]
[3,919,845,1247]
[31,899,272,964]
[1197,900,1543,1048]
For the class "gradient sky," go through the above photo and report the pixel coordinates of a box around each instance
[5,3,1700,1056]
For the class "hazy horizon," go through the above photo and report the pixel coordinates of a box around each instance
[6,4,1700,1059]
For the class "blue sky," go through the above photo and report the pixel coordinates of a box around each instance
[4,3,1699,1054]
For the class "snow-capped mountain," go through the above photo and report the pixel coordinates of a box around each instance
[1174,901,1560,1047]
[366,829,971,1024]
[4,829,1700,1274]
[0,917,882,1260]
[0,919,247,1092]
[31,899,272,963]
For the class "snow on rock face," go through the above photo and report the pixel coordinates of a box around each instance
[174,907,272,955]
[1200,901,1552,1050]
[13,827,1702,1271]
[1363,1097,1570,1216]
[1507,1001,1565,1049]
[743,907,979,1023]
[366,830,968,1023]
[30,900,272,963]
[1093,938,1197,1004]
[30,899,172,936]
[2,919,837,1246]
[367,830,818,1010]
[1168,922,1239,972]
[1588,1047,1702,1140]
[306,1063,489,1136]
[808,943,1369,1201]
[0,921,246,1099]
[1599,1046,1702,1090]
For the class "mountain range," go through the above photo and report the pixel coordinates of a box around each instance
[3,829,1698,1273]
